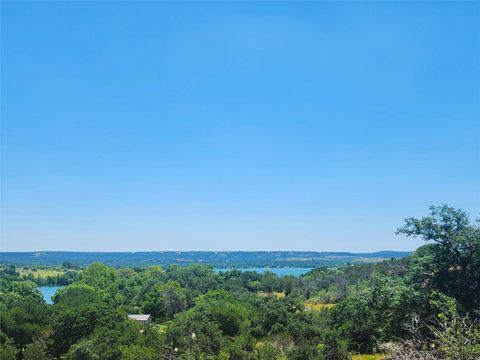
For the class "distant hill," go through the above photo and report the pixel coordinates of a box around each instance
[0,251,411,268]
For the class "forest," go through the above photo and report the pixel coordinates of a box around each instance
[0,251,410,269]
[1,205,479,360]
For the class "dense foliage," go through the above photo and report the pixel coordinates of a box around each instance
[1,205,479,359]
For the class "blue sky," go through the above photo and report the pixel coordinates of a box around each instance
[1,2,479,252]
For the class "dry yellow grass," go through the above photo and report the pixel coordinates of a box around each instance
[304,302,335,311]
[156,324,168,334]
[258,291,286,299]
[351,354,385,360]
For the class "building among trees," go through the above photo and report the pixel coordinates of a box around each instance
[127,314,152,325]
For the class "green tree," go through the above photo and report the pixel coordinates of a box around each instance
[397,205,480,312]
[0,347,16,360]
[250,297,290,337]
[318,330,350,360]
[3,265,17,276]
[254,343,280,360]
[120,345,157,360]
[51,301,121,357]
[164,291,250,357]
[23,339,48,360]
[165,265,218,303]
[430,292,480,360]
[287,344,322,360]
[332,287,378,354]
[0,340,16,360]
[143,281,187,321]
[67,340,100,360]
[0,298,48,351]
[52,283,101,306]
[81,263,118,290]
[332,275,424,353]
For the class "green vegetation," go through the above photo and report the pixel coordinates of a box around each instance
[0,264,80,286]
[0,205,479,359]
[0,251,410,269]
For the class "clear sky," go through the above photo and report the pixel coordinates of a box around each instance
[1,2,479,252]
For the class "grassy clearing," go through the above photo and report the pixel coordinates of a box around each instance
[304,302,335,311]
[351,354,385,360]
[17,267,66,278]
[271,291,285,298]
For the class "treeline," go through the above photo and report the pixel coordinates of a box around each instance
[0,205,479,359]
[0,251,410,269]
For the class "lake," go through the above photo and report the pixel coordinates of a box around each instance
[39,286,64,304]
[214,267,313,276]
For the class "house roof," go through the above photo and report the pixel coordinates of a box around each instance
[128,314,151,321]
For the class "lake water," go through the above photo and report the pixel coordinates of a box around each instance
[39,286,64,304]
[214,268,313,276]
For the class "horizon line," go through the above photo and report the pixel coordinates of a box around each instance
[0,249,413,254]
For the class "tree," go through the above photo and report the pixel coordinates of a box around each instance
[62,261,76,269]
[23,339,48,360]
[164,291,251,357]
[0,340,16,360]
[50,300,121,357]
[164,265,219,303]
[67,340,100,360]
[143,281,187,321]
[250,297,290,337]
[3,265,17,276]
[121,345,157,360]
[80,263,118,292]
[332,285,378,354]
[318,330,350,360]
[0,298,48,351]
[332,274,425,353]
[193,291,250,338]
[254,342,280,360]
[165,311,225,357]
[397,205,480,312]
[52,283,101,306]
[429,292,480,360]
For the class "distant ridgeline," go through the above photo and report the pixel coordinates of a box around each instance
[0,251,410,268]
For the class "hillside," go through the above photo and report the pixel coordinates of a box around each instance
[0,250,410,268]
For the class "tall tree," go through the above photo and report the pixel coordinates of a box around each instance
[143,281,187,321]
[397,205,480,312]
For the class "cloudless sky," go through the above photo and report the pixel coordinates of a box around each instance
[1,2,479,252]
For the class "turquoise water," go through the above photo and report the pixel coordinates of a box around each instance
[214,268,313,276]
[39,286,64,304]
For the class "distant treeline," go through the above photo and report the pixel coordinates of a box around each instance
[0,250,410,268]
